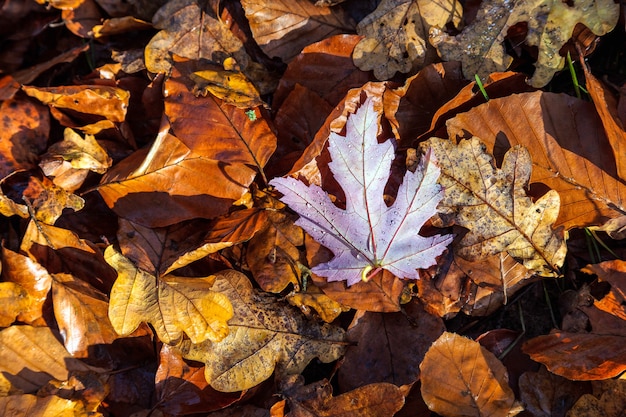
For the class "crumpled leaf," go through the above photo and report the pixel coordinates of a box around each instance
[421,137,566,277]
[179,270,346,392]
[240,0,355,63]
[280,375,405,417]
[145,0,250,74]
[568,380,626,417]
[420,331,523,417]
[104,246,233,345]
[271,98,452,286]
[190,65,266,109]
[519,367,591,417]
[353,0,462,80]
[429,0,619,87]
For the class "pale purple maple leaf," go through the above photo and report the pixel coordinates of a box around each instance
[269,98,452,286]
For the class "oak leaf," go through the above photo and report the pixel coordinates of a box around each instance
[421,137,566,277]
[179,270,346,392]
[105,246,233,345]
[429,0,619,87]
[420,331,523,417]
[353,0,462,80]
[270,98,452,286]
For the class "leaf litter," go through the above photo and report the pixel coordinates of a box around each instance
[0,0,625,415]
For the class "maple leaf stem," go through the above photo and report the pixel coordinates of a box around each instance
[361,265,383,282]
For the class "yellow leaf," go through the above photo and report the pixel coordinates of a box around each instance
[179,270,346,392]
[0,282,30,327]
[421,137,566,277]
[0,395,89,417]
[191,68,265,109]
[105,246,232,344]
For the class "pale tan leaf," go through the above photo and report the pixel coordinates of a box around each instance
[179,270,346,392]
[353,0,462,80]
[420,332,523,417]
[421,137,566,276]
[430,0,619,87]
[0,395,88,417]
[445,91,626,230]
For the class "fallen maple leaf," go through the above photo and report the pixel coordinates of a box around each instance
[270,98,452,286]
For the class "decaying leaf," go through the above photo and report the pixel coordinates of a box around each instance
[519,367,591,417]
[0,395,89,417]
[179,270,346,392]
[567,380,626,417]
[353,0,462,80]
[421,137,566,277]
[190,66,266,109]
[429,0,619,87]
[240,0,355,62]
[105,246,233,345]
[420,331,523,417]
[145,0,250,74]
[271,98,452,286]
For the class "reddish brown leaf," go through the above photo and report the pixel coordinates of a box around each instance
[240,0,355,63]
[338,300,444,391]
[281,375,405,417]
[155,344,243,415]
[273,34,373,110]
[519,367,591,417]
[0,96,49,178]
[568,380,626,417]
[446,90,626,229]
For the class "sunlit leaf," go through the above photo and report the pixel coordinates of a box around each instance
[179,270,346,392]
[105,246,233,345]
[421,136,566,276]
[420,331,523,417]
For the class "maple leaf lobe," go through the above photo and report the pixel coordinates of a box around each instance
[270,98,452,286]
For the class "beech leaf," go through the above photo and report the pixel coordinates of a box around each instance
[270,98,453,286]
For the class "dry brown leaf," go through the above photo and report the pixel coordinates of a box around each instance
[145,0,249,74]
[430,0,619,87]
[39,128,112,192]
[22,84,129,123]
[0,96,49,178]
[353,0,462,80]
[272,34,372,111]
[0,326,91,394]
[155,344,243,415]
[421,137,566,276]
[280,375,405,417]
[338,300,444,391]
[567,379,626,417]
[247,210,304,293]
[240,0,354,63]
[51,273,119,357]
[523,332,626,380]
[518,367,591,417]
[445,91,626,230]
[105,246,233,345]
[0,282,29,327]
[178,270,346,392]
[420,331,523,417]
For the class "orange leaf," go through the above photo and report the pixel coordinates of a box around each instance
[420,332,522,416]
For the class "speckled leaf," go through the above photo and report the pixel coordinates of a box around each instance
[421,137,566,276]
[179,270,346,392]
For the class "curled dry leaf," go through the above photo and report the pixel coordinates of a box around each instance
[567,380,626,417]
[445,91,626,230]
[430,0,619,87]
[240,0,355,63]
[420,331,523,417]
[353,0,462,80]
[421,137,566,277]
[145,0,250,74]
[105,246,233,345]
[271,98,452,286]
[179,270,346,392]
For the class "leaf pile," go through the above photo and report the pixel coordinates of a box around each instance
[0,1,625,416]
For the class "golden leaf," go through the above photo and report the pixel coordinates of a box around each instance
[105,246,233,345]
